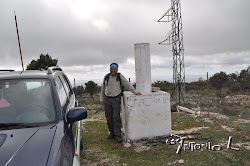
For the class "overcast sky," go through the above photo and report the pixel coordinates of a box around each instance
[1,0,250,85]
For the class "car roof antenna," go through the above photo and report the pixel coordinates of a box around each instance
[14,11,24,72]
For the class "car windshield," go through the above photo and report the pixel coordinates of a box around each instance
[0,79,56,125]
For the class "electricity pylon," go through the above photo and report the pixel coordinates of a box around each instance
[158,0,185,104]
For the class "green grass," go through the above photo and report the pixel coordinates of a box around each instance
[77,94,101,105]
[172,112,203,130]
[80,111,250,166]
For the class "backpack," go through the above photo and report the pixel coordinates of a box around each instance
[104,73,124,94]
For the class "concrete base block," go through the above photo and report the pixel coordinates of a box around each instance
[122,91,171,142]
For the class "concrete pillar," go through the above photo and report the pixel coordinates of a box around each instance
[121,43,171,142]
[134,43,151,94]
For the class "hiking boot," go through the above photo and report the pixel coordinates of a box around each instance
[107,133,115,139]
[117,136,123,143]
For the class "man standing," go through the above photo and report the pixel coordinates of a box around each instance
[100,63,141,143]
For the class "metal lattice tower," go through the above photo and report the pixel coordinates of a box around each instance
[158,0,185,104]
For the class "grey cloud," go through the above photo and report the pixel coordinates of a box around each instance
[182,0,250,55]
[0,0,249,81]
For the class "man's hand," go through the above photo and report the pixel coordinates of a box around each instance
[136,92,142,95]
[101,101,104,105]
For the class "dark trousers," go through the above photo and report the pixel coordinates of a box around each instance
[104,95,121,137]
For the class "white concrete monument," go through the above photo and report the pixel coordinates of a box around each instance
[122,43,171,142]
[134,43,151,94]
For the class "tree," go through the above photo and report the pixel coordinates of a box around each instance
[85,81,98,99]
[209,71,228,97]
[228,73,238,84]
[238,66,250,91]
[26,54,58,70]
[227,73,240,92]
[152,81,173,92]
[73,85,84,97]
[186,77,207,91]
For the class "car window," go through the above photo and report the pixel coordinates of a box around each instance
[62,74,73,93]
[55,76,68,112]
[0,79,56,124]
[59,75,71,98]
[26,81,42,90]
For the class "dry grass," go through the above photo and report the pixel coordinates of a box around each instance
[79,92,250,165]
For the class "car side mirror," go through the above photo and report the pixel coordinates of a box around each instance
[67,107,87,123]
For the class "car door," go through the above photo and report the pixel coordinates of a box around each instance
[54,74,75,166]
[58,74,82,161]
